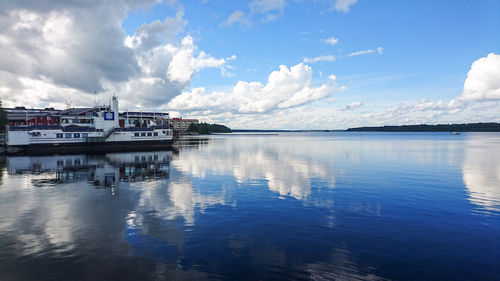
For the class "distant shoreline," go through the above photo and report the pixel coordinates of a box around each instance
[230,129,344,133]
[346,122,500,132]
[232,123,500,132]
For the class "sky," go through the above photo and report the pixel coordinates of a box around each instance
[0,0,499,129]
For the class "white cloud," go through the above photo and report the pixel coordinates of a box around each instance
[346,46,383,57]
[322,36,339,45]
[167,63,339,114]
[124,10,186,51]
[165,36,235,84]
[249,0,286,14]
[303,55,336,63]
[333,0,359,13]
[340,101,363,111]
[222,0,286,27]
[451,53,500,103]
[304,46,382,64]
[220,10,251,27]
[0,1,234,109]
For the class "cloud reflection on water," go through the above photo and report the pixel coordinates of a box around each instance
[173,135,338,200]
[462,134,500,212]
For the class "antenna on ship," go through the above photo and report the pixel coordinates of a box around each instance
[93,91,98,107]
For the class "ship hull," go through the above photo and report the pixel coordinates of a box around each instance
[6,140,175,155]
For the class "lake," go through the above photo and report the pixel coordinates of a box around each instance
[0,132,499,280]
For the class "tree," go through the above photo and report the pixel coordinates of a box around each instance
[0,99,7,132]
[187,122,198,133]
[198,122,211,134]
[210,124,231,133]
[187,122,231,134]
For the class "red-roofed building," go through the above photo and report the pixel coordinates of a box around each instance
[171,118,198,133]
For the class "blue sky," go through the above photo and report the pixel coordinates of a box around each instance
[123,0,498,92]
[1,0,499,129]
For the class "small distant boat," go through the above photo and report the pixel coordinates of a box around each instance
[451,132,461,135]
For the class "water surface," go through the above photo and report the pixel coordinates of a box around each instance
[0,132,499,280]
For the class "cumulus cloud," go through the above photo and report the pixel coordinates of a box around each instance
[125,10,186,51]
[303,55,336,63]
[322,36,339,45]
[450,53,500,104]
[165,36,235,84]
[0,1,234,109]
[167,63,339,114]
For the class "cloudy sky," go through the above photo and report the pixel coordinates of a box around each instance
[0,0,499,129]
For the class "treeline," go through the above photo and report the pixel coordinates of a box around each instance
[0,99,7,132]
[347,123,500,132]
[187,122,231,134]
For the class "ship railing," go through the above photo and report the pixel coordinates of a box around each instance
[62,126,98,132]
[113,125,171,132]
[8,125,63,131]
[7,125,100,132]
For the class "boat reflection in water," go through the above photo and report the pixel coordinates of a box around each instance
[7,151,173,196]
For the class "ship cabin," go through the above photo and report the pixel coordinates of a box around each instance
[60,108,96,127]
[5,107,60,127]
[119,111,170,128]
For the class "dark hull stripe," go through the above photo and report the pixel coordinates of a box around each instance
[6,140,175,155]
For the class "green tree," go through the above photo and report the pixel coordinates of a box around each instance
[210,124,231,133]
[198,122,211,134]
[0,99,7,132]
[187,122,231,134]
[187,122,199,133]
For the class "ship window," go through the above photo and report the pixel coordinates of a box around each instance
[153,132,158,136]
[141,133,146,137]
[56,133,63,138]
[82,133,88,138]
[134,133,139,137]
[32,132,41,137]
[65,133,72,138]
[147,132,152,136]
[162,130,166,134]
[74,133,80,138]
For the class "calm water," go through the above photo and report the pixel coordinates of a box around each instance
[0,132,499,280]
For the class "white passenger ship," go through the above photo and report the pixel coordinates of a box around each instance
[6,97,174,154]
